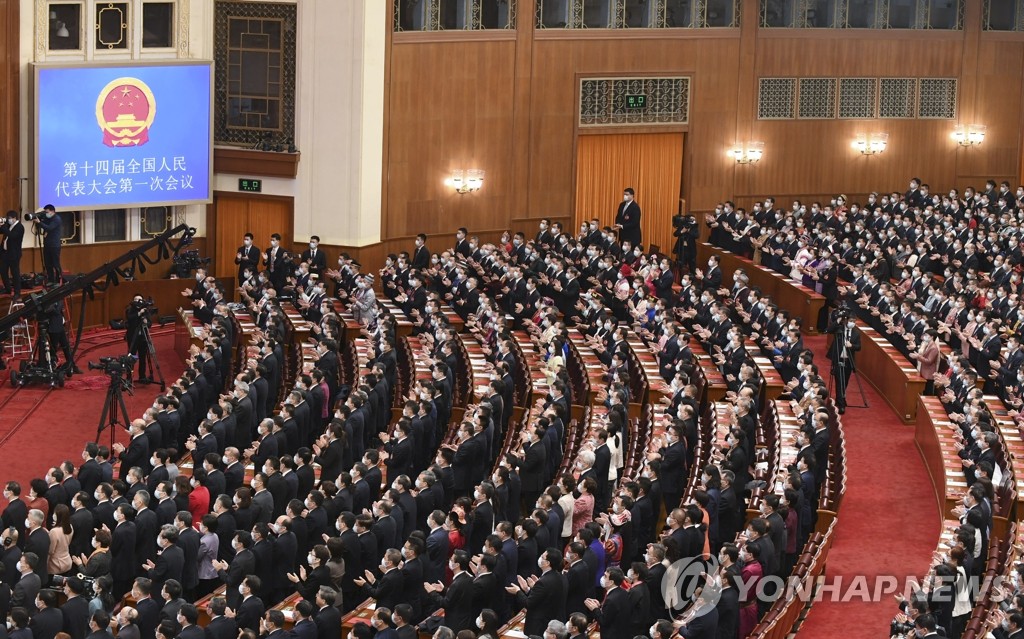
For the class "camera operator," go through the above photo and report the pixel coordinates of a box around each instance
[32,204,63,286]
[672,213,699,276]
[0,210,24,300]
[826,304,861,414]
[45,301,81,376]
[125,295,152,383]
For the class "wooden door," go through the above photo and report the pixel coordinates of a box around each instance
[209,192,294,280]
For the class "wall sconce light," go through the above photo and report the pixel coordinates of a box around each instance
[448,169,485,194]
[852,132,888,155]
[952,124,986,147]
[727,141,764,165]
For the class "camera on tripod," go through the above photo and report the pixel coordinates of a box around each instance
[88,354,137,376]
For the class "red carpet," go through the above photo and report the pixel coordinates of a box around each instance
[795,335,939,638]
[0,330,184,491]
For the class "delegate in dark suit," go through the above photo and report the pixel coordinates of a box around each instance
[614,197,642,247]
[514,569,567,637]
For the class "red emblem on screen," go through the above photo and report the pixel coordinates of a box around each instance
[95,77,157,147]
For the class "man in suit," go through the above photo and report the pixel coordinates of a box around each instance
[29,590,63,639]
[11,552,40,613]
[289,601,318,639]
[23,510,50,582]
[563,542,592,616]
[59,577,92,639]
[313,588,342,639]
[174,605,204,639]
[235,233,260,283]
[424,550,474,633]
[145,526,184,594]
[1,481,27,539]
[354,548,404,612]
[424,511,449,583]
[411,234,430,270]
[614,189,642,248]
[112,608,140,639]
[508,425,546,509]
[301,237,328,277]
[264,234,289,293]
[506,549,567,637]
[0,211,24,299]
[113,420,150,481]
[131,578,161,639]
[585,568,631,639]
[203,597,237,639]
[213,532,255,609]
[233,576,265,633]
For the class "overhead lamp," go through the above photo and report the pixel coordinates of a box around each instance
[727,141,764,165]
[952,124,986,147]
[852,132,887,155]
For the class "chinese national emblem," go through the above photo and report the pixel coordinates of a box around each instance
[95,77,157,147]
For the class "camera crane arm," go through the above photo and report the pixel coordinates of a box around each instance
[0,223,194,343]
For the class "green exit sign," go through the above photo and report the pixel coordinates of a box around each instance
[238,178,263,193]
[625,94,647,110]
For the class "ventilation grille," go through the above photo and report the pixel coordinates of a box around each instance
[838,78,877,119]
[917,78,957,119]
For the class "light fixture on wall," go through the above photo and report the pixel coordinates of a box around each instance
[852,132,888,155]
[727,141,764,165]
[952,124,986,147]
[448,169,485,194]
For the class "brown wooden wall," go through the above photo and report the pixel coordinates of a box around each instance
[383,0,1024,240]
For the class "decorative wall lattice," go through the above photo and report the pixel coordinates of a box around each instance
[879,77,917,119]
[838,78,877,119]
[798,78,836,119]
[758,78,796,120]
[214,2,296,147]
[579,77,690,127]
[917,78,957,119]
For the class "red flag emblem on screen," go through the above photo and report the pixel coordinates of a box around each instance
[95,77,157,147]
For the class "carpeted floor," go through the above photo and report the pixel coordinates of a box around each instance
[0,330,184,491]
[794,335,939,638]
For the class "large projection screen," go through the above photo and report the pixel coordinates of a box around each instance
[32,61,213,212]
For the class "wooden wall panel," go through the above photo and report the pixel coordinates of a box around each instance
[386,40,518,239]
[382,22,1024,243]
[208,193,294,279]
[0,0,19,210]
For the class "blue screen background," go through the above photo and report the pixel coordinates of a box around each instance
[36,63,212,210]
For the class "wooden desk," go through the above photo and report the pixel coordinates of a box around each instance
[175,309,207,360]
[340,599,376,638]
[855,322,926,423]
[915,395,968,518]
[697,242,826,335]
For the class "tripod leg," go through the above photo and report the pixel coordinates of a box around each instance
[96,386,113,443]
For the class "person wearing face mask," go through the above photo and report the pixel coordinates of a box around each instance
[210,532,255,610]
[504,548,567,637]
[910,329,940,394]
[263,233,289,293]
[614,188,642,248]
[0,210,24,299]
[583,567,630,639]
[300,236,327,277]
[353,548,404,612]
[235,233,260,285]
[422,548,474,632]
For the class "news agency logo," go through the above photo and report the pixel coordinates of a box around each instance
[663,554,722,615]
[661,555,1009,613]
